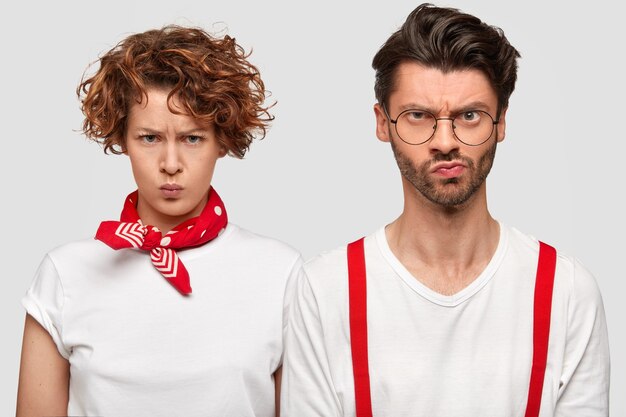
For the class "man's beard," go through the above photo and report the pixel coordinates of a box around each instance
[391,140,497,208]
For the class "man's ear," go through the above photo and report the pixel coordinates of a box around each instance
[496,107,507,143]
[374,103,392,143]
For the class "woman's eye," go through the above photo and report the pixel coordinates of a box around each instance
[186,135,203,144]
[141,135,157,143]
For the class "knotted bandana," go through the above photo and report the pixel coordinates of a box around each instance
[95,188,227,295]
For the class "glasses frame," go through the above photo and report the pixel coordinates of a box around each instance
[383,105,500,146]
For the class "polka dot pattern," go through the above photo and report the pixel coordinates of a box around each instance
[97,188,228,295]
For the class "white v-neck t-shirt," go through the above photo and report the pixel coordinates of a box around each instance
[23,223,302,417]
[282,224,609,416]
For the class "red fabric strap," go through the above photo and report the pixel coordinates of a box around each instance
[524,241,557,417]
[347,238,557,417]
[347,238,373,417]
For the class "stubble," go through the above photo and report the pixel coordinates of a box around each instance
[391,140,497,208]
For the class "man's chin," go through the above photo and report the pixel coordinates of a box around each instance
[421,184,476,208]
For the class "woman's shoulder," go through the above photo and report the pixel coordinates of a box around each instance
[225,223,301,261]
[46,237,114,263]
[195,224,303,285]
[38,238,124,281]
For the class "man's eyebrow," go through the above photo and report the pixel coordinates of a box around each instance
[385,102,435,117]
[396,102,430,113]
[449,101,493,114]
[394,101,493,114]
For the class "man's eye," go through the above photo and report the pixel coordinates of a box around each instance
[461,111,479,121]
[408,111,426,120]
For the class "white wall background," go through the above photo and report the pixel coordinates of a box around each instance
[1,0,623,415]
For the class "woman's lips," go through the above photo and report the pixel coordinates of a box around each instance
[160,184,183,198]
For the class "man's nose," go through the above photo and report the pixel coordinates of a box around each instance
[428,118,460,155]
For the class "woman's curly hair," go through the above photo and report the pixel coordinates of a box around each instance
[77,25,273,158]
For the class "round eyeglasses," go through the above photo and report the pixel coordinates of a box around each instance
[384,106,499,146]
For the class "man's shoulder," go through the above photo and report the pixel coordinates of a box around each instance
[303,231,381,291]
[304,243,349,278]
[505,224,602,302]
[298,242,352,302]
[506,225,578,269]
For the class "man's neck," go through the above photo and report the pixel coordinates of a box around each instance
[385,182,500,295]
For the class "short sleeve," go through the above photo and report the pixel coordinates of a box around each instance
[555,257,610,416]
[282,256,305,333]
[277,255,304,371]
[21,254,70,359]
[281,266,343,417]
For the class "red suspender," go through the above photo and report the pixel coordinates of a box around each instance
[347,238,557,417]
[348,238,373,417]
[524,241,557,417]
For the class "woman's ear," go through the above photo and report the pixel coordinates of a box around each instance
[214,131,228,158]
[117,137,128,155]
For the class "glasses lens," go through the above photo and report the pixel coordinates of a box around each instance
[395,110,496,145]
[396,111,436,145]
[452,110,495,145]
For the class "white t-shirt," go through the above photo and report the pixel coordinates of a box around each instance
[282,224,609,417]
[23,223,302,417]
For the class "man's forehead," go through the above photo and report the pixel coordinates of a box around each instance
[389,61,497,110]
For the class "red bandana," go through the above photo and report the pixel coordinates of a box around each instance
[95,188,227,295]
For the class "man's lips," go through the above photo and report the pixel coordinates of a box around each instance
[431,161,466,178]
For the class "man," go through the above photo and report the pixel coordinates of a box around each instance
[281,4,609,416]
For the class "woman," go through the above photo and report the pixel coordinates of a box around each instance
[16,25,301,417]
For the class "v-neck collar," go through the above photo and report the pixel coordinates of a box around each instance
[375,222,509,307]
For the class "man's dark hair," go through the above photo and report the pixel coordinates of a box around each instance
[373,3,520,116]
